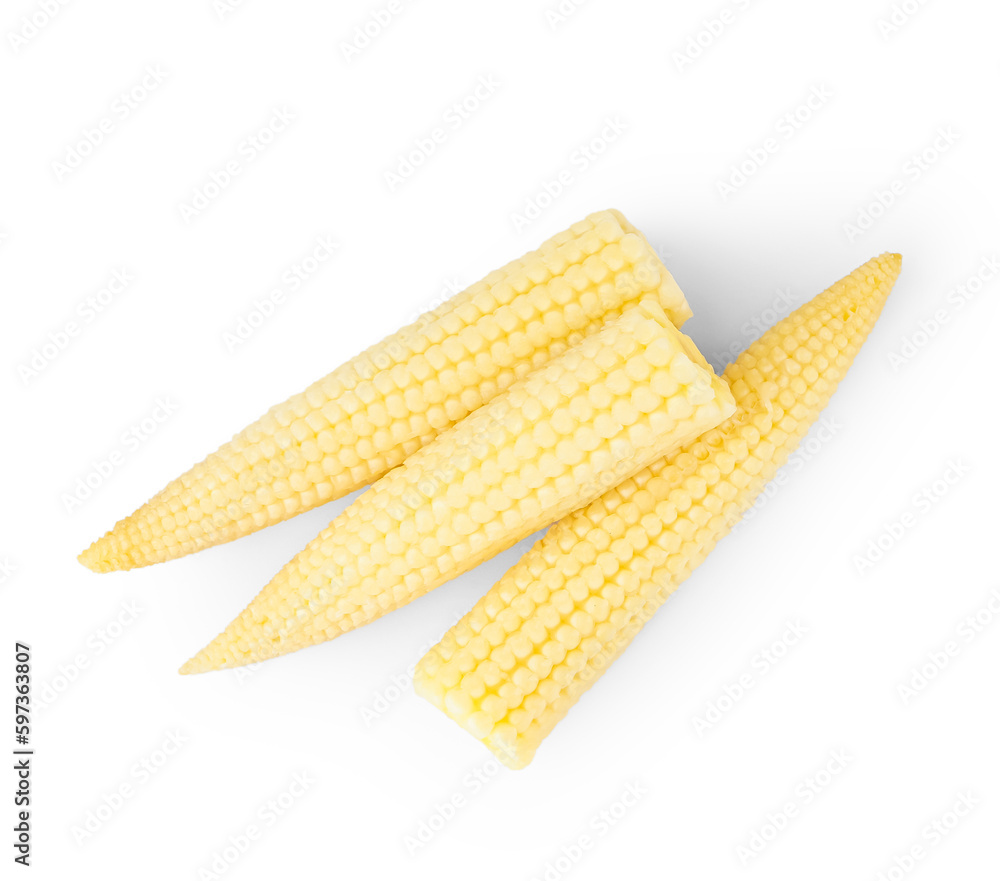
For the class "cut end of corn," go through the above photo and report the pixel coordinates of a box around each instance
[414,252,902,769]
[79,210,689,573]
[181,302,734,674]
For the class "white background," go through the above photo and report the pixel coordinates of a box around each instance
[2,0,998,878]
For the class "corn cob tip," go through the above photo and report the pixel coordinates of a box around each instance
[879,251,902,273]
[878,251,902,284]
[180,628,282,674]
[178,647,246,675]
[78,536,121,573]
[178,654,217,675]
[808,252,901,331]
[852,251,902,310]
[179,652,222,676]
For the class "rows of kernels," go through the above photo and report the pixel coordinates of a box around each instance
[415,254,902,769]
[81,211,690,572]
[180,304,734,673]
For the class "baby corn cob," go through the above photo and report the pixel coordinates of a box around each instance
[80,210,688,573]
[414,253,902,769]
[181,301,735,673]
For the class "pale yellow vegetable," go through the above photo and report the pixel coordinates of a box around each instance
[414,253,902,769]
[181,300,734,673]
[80,210,688,572]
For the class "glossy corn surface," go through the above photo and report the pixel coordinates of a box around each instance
[81,210,688,572]
[414,253,902,768]
[181,301,734,673]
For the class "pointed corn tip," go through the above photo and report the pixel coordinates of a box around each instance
[179,644,225,675]
[838,252,903,314]
[78,532,143,573]
[874,252,903,299]
[78,540,113,573]
[881,251,903,279]
[181,632,279,675]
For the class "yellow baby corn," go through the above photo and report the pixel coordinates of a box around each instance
[181,301,735,673]
[80,210,688,573]
[414,253,902,769]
